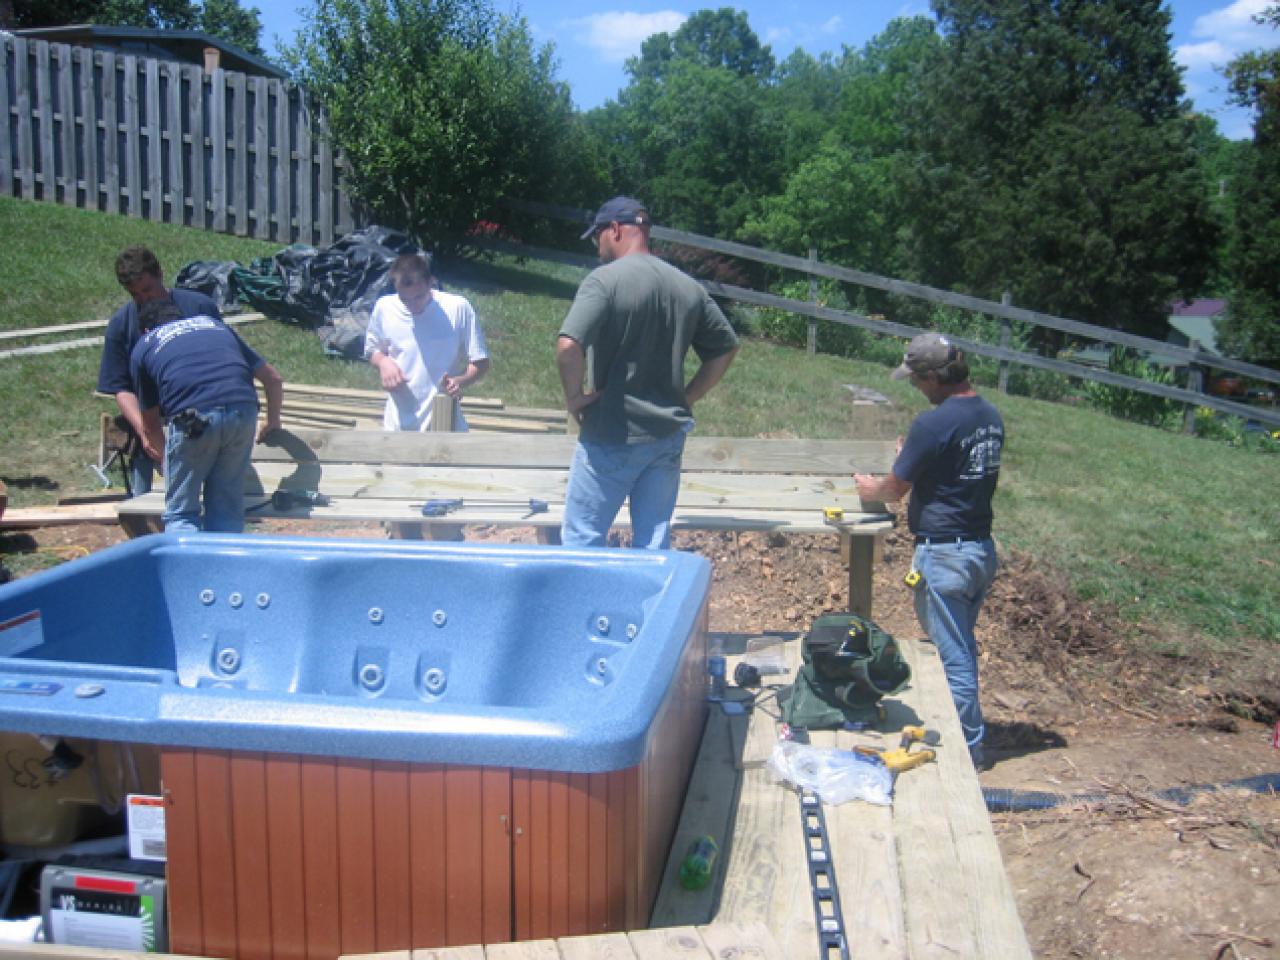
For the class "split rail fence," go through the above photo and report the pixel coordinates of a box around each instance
[0,33,354,244]
[500,199,1280,431]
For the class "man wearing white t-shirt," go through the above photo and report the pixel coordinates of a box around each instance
[365,252,490,431]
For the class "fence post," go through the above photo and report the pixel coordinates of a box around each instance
[807,247,818,356]
[998,291,1012,394]
[1183,339,1204,435]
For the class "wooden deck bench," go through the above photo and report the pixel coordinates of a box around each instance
[117,426,897,616]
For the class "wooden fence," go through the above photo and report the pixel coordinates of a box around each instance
[501,199,1280,431]
[0,33,354,244]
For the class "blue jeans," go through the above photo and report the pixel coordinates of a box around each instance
[162,403,258,533]
[561,429,687,549]
[911,538,998,755]
[127,450,155,497]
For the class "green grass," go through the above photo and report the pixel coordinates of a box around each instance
[1,196,1277,651]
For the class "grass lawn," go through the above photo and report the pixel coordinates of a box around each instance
[1,196,1277,651]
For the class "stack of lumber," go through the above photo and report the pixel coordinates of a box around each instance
[259,382,568,434]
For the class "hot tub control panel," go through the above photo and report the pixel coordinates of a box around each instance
[39,858,168,953]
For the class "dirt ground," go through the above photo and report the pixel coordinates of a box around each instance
[2,518,1278,959]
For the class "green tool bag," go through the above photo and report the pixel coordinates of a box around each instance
[779,612,911,729]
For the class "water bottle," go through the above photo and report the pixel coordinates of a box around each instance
[707,655,726,700]
[679,835,719,890]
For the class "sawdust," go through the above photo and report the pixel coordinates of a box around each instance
[1,518,1277,958]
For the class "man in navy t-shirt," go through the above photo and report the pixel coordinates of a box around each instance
[97,247,222,496]
[131,300,283,532]
[855,332,1004,770]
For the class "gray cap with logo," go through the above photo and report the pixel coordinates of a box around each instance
[891,332,960,380]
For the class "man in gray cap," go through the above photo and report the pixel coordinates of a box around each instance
[556,197,739,549]
[854,332,1004,769]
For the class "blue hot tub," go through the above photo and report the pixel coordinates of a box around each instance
[0,532,711,774]
[0,533,713,957]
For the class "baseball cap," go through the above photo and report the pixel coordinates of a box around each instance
[890,332,959,380]
[581,196,650,239]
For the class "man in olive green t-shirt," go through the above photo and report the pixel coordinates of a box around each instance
[556,196,739,549]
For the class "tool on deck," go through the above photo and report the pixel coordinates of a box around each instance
[249,489,331,511]
[823,506,896,526]
[800,790,851,960]
[854,725,941,774]
[421,497,549,519]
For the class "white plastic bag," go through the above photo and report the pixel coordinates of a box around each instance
[767,740,893,806]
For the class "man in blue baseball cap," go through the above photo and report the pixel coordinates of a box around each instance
[556,197,739,549]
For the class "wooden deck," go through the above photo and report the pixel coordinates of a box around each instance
[342,629,1031,960]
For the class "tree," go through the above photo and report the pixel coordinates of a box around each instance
[1218,5,1280,366]
[898,0,1218,337]
[628,7,774,83]
[585,7,782,236]
[4,0,264,57]
[288,0,602,251]
[744,18,941,287]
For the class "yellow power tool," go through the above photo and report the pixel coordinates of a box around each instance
[855,725,941,774]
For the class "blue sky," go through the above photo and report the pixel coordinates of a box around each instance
[254,0,1280,139]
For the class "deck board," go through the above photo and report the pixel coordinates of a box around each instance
[711,631,1032,959]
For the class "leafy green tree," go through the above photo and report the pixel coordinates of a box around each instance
[585,8,782,236]
[744,18,941,289]
[898,0,1218,337]
[628,7,774,82]
[288,0,602,251]
[1219,5,1280,366]
[4,0,264,56]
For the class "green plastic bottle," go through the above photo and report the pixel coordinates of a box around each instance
[678,835,719,890]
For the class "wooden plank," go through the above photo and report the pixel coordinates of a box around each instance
[649,708,739,928]
[895,636,1033,958]
[445,767,487,946]
[336,759,378,953]
[1,503,119,527]
[193,751,238,960]
[121,55,141,217]
[159,749,205,957]
[483,942,560,960]
[274,80,291,241]
[77,46,98,209]
[209,67,226,232]
[163,59,184,224]
[14,38,33,200]
[188,63,206,229]
[0,38,12,194]
[230,70,248,235]
[264,756,309,960]
[101,50,119,214]
[318,110,335,243]
[409,764,449,947]
[373,762,414,952]
[54,42,76,205]
[35,39,54,199]
[144,55,162,220]
[559,931,637,959]
[252,74,270,238]
[627,927,713,959]
[696,922,785,959]
[404,947,485,960]
[295,93,312,243]
[239,427,893,474]
[300,755,343,960]
[229,753,274,958]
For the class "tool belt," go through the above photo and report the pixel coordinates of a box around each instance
[779,613,911,729]
[171,408,211,439]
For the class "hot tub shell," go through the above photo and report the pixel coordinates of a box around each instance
[0,533,711,958]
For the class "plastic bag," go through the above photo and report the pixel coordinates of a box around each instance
[767,740,893,806]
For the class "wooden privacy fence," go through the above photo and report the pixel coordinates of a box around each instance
[501,199,1280,431]
[0,33,354,244]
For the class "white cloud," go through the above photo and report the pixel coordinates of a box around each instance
[1176,0,1277,71]
[564,10,687,63]
[820,16,843,34]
